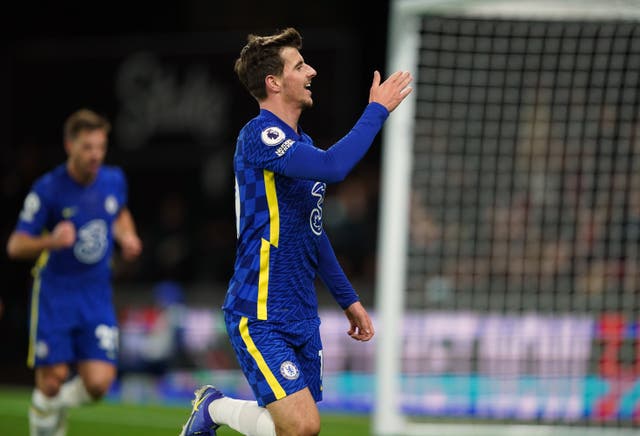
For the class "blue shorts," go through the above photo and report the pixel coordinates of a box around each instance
[28,275,118,368]
[224,311,323,406]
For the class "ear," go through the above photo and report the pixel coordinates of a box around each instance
[64,139,73,155]
[265,75,281,94]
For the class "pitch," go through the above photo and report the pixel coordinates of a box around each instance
[0,386,370,436]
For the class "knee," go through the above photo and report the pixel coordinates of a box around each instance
[38,378,62,398]
[79,363,117,400]
[304,407,321,435]
[277,418,320,436]
[36,367,68,397]
[304,420,321,436]
[82,378,112,400]
[298,422,321,436]
[82,377,113,400]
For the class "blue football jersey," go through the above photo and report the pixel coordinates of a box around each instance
[15,164,128,283]
[223,109,327,321]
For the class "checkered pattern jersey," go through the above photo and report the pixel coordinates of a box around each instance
[223,109,327,322]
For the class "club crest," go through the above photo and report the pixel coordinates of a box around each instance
[280,360,300,380]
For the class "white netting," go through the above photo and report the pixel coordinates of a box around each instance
[376,3,640,434]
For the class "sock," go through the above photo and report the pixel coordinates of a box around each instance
[209,397,276,436]
[32,388,61,412]
[58,375,92,408]
[30,389,66,436]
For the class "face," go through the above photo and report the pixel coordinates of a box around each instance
[278,46,317,109]
[65,128,108,184]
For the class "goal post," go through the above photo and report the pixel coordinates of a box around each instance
[374,3,420,434]
[375,1,640,435]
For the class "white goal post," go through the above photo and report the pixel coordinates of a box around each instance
[374,1,640,435]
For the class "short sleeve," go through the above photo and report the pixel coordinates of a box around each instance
[240,119,300,174]
[15,179,51,236]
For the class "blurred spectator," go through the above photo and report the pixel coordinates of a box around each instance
[119,281,191,375]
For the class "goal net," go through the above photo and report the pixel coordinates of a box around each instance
[375,1,640,435]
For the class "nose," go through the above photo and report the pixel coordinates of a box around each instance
[307,65,317,78]
[90,147,106,162]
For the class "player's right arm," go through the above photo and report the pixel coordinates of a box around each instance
[6,181,75,260]
[7,221,75,260]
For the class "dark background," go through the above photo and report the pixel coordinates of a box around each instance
[0,1,391,384]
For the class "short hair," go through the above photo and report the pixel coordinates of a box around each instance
[64,109,111,141]
[234,27,303,101]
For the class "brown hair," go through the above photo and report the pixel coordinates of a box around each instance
[234,27,303,101]
[64,108,111,141]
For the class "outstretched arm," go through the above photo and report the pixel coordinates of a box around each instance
[281,70,413,183]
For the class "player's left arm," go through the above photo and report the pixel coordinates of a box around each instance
[279,103,389,184]
[113,207,142,261]
[344,300,374,342]
[317,231,374,342]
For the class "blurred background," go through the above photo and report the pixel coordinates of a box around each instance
[1,0,389,406]
[4,1,640,434]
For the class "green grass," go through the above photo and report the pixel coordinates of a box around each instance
[0,386,370,435]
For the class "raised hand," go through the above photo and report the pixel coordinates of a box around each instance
[368,70,413,112]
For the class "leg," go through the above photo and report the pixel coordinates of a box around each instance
[47,359,115,412]
[180,385,277,436]
[76,359,117,400]
[266,388,320,436]
[30,364,70,436]
[178,314,324,435]
[180,385,320,436]
[35,364,69,397]
[72,284,119,402]
[34,360,116,404]
[29,360,115,436]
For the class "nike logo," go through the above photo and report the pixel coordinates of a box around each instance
[193,396,206,411]
[62,207,77,219]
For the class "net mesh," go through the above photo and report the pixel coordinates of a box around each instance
[404,14,640,425]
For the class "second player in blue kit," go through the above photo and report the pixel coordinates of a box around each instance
[7,109,143,436]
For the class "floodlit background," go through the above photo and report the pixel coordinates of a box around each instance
[3,1,640,435]
[1,2,388,433]
[0,0,389,379]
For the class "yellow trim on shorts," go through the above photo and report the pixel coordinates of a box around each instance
[27,274,42,368]
[239,316,286,400]
[27,249,49,368]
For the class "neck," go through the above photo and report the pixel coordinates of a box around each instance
[66,161,95,186]
[259,100,302,132]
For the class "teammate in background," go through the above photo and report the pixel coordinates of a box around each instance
[6,108,143,436]
[179,27,412,436]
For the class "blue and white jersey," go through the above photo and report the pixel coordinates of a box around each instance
[15,164,128,283]
[224,109,326,321]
